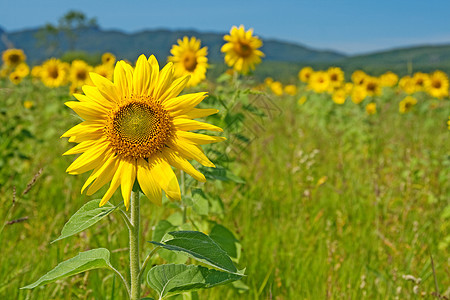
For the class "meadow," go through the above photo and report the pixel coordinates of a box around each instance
[0,40,449,299]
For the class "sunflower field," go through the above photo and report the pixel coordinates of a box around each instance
[0,25,449,300]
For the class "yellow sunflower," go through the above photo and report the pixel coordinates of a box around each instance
[298,67,314,83]
[365,103,377,115]
[14,63,30,77]
[327,67,344,88]
[364,76,381,96]
[264,77,274,86]
[399,96,417,114]
[270,81,283,96]
[62,55,225,209]
[31,65,42,78]
[308,71,330,93]
[2,48,26,67]
[102,52,116,66]
[332,89,346,105]
[284,84,297,96]
[9,71,22,84]
[427,71,449,99]
[221,25,264,74]
[351,85,367,104]
[70,60,93,87]
[94,64,114,81]
[411,72,430,92]
[351,70,367,86]
[40,58,68,87]
[379,71,398,87]
[399,75,415,94]
[168,36,208,87]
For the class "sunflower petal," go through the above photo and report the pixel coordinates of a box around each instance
[161,148,206,182]
[137,158,162,206]
[149,155,181,201]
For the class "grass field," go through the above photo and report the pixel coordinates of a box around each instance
[0,76,449,299]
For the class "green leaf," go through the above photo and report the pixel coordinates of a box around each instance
[209,223,239,259]
[147,264,242,299]
[52,199,117,243]
[150,231,238,274]
[21,248,113,289]
[202,166,245,184]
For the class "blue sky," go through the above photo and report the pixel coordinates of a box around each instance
[1,0,449,55]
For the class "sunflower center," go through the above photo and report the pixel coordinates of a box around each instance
[48,66,59,79]
[76,70,87,81]
[432,80,441,89]
[106,98,173,159]
[9,54,20,64]
[182,51,198,72]
[416,78,424,86]
[330,74,338,81]
[367,82,376,92]
[234,41,252,57]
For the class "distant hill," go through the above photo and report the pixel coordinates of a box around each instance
[0,26,346,64]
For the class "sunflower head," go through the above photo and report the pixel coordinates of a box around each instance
[2,49,26,67]
[9,71,22,84]
[399,96,417,114]
[327,67,344,88]
[351,85,367,104]
[168,36,208,87]
[41,58,68,87]
[94,64,114,81]
[70,60,93,87]
[365,103,377,115]
[221,25,264,74]
[308,71,330,93]
[427,71,449,99]
[62,55,225,209]
[379,71,398,87]
[14,63,30,78]
[332,89,346,105]
[364,77,381,96]
[298,67,314,83]
[102,52,116,66]
[351,70,367,86]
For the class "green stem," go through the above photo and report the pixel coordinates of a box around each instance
[181,170,187,224]
[129,191,141,300]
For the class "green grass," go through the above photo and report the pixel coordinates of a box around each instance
[0,78,449,299]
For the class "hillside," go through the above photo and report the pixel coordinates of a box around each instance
[0,26,345,64]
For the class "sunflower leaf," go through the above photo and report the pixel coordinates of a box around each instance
[21,248,113,289]
[52,199,117,243]
[147,264,242,299]
[149,231,238,274]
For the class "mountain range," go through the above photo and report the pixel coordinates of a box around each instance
[1,26,450,80]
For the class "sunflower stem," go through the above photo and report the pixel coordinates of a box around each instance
[181,170,187,223]
[129,191,141,300]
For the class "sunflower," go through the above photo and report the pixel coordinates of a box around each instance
[94,64,114,81]
[221,25,264,74]
[168,36,208,87]
[411,72,430,92]
[270,81,283,96]
[31,65,42,78]
[364,76,381,96]
[308,71,330,93]
[70,60,93,88]
[399,96,417,114]
[284,84,297,96]
[351,70,367,86]
[62,55,225,209]
[351,85,367,104]
[264,77,274,86]
[2,49,26,67]
[14,63,30,77]
[327,67,344,88]
[298,67,314,83]
[332,89,346,105]
[379,71,398,87]
[9,71,22,84]
[102,52,116,66]
[365,103,376,115]
[427,71,449,99]
[399,75,415,94]
[40,58,68,87]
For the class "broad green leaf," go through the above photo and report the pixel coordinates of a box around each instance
[147,264,242,299]
[150,231,237,274]
[21,248,112,289]
[52,199,117,243]
[209,223,239,259]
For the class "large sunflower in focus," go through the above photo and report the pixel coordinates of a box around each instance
[41,58,68,87]
[2,49,26,67]
[427,71,449,99]
[62,55,225,209]
[168,36,208,87]
[221,25,264,74]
